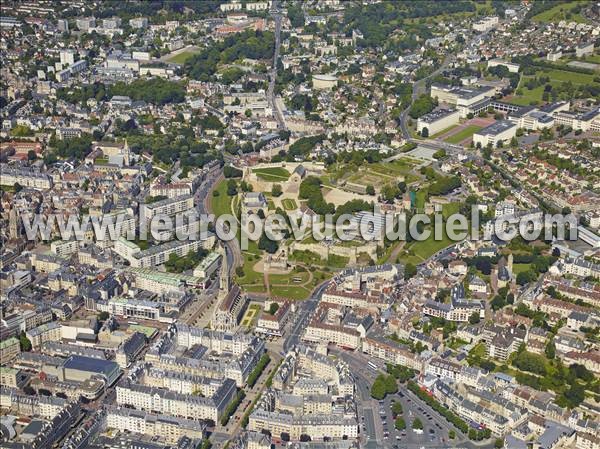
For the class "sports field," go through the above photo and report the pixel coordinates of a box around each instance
[166,50,200,64]
[444,125,483,144]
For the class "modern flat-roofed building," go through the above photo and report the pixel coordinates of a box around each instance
[417,108,460,135]
[99,297,170,323]
[487,58,520,73]
[472,15,498,32]
[193,251,221,279]
[430,84,496,118]
[472,120,517,147]
[115,235,214,268]
[553,107,600,132]
[509,109,554,131]
[576,41,594,58]
[126,267,207,294]
[140,194,194,220]
[149,182,192,199]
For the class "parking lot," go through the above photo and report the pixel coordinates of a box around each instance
[374,386,450,449]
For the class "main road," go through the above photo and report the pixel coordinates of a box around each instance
[269,0,286,129]
[282,280,329,353]
[399,54,454,139]
[197,170,242,276]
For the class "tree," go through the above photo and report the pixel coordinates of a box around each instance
[449,429,456,440]
[469,312,480,325]
[412,417,423,430]
[258,233,278,254]
[370,374,396,399]
[226,179,238,196]
[495,438,504,448]
[395,416,406,430]
[516,270,536,286]
[421,127,429,137]
[409,94,437,119]
[559,383,585,408]
[391,401,403,417]
[97,311,110,322]
[433,149,446,159]
[404,263,417,280]
[381,183,400,202]
[545,338,556,359]
[513,351,548,376]
[224,165,242,178]
[27,150,37,161]
[366,184,375,195]
[272,184,283,197]
[19,331,32,352]
[268,302,280,315]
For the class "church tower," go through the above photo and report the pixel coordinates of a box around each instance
[122,139,131,166]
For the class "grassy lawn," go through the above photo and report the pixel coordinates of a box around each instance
[241,304,261,327]
[398,212,463,264]
[469,342,487,359]
[512,263,532,275]
[268,267,310,285]
[253,167,290,182]
[542,69,595,84]
[282,198,297,210]
[447,337,469,350]
[236,249,263,286]
[410,231,454,260]
[415,189,428,210]
[532,1,589,23]
[270,285,312,300]
[444,125,483,144]
[167,50,200,64]
[442,202,462,219]
[584,54,600,64]
[510,85,545,106]
[211,179,235,218]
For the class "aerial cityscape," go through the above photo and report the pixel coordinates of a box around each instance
[0,1,599,449]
